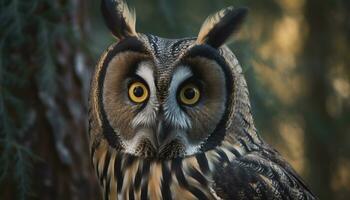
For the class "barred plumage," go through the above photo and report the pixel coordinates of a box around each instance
[91,137,315,199]
[88,0,317,199]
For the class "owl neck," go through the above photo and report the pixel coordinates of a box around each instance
[92,138,249,199]
[217,46,263,149]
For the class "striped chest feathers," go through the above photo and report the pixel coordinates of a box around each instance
[92,140,244,200]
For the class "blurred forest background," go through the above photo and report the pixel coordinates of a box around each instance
[0,0,349,199]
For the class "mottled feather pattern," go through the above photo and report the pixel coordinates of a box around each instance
[90,1,318,199]
[213,149,316,200]
[91,136,315,199]
[89,37,317,199]
[92,138,246,200]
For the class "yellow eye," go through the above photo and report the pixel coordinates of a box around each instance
[179,84,201,105]
[128,82,149,103]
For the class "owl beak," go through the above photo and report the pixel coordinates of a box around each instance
[155,111,173,148]
[156,121,165,147]
[156,119,168,147]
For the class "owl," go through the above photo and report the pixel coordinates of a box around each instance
[89,0,317,199]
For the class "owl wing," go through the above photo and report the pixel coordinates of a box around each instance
[212,148,317,200]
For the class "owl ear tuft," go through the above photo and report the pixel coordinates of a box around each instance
[101,0,137,40]
[196,7,248,48]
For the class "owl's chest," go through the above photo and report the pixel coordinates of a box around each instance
[95,151,218,200]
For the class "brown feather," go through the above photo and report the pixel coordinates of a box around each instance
[101,0,137,39]
[196,7,248,48]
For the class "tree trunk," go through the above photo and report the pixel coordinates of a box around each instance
[299,0,350,199]
[0,0,100,199]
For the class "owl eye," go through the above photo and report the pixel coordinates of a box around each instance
[128,82,149,103]
[179,84,201,105]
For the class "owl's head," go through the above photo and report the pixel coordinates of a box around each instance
[89,0,255,159]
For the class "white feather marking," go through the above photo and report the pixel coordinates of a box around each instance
[131,63,158,128]
[221,147,236,162]
[136,63,154,87]
[205,150,221,171]
[175,131,203,156]
[122,134,142,154]
[122,128,155,154]
[210,186,224,200]
[185,144,202,156]
[164,66,192,130]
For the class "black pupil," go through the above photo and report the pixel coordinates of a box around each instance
[184,88,196,99]
[133,86,144,97]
